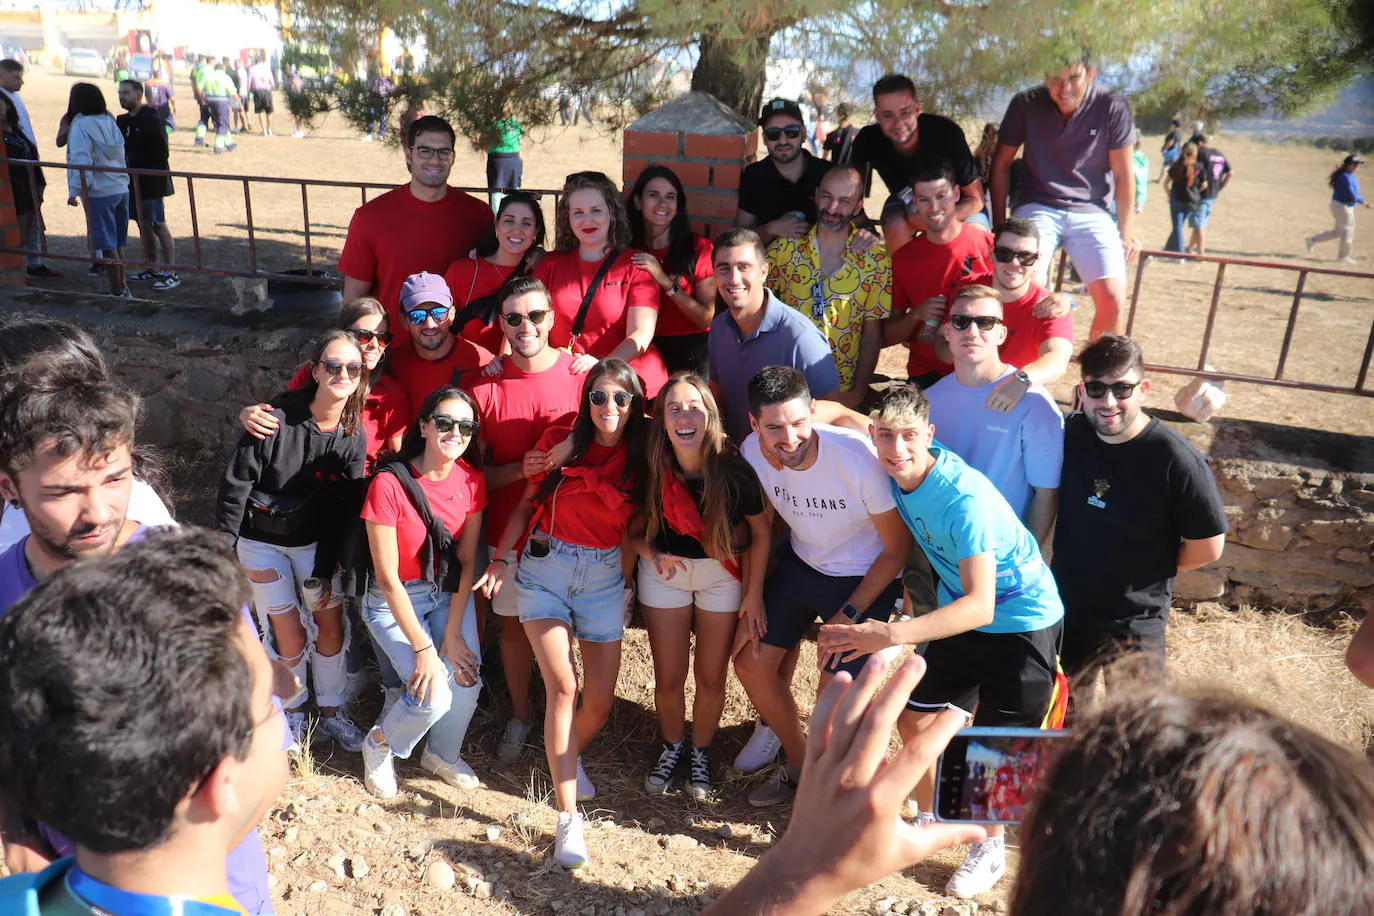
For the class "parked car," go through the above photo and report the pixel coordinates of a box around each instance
[64,48,104,78]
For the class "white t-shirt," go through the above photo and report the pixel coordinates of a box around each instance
[0,477,176,554]
[742,424,897,577]
[926,367,1064,518]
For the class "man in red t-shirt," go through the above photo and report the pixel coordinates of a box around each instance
[463,276,583,763]
[386,272,493,421]
[338,116,494,333]
[884,160,994,388]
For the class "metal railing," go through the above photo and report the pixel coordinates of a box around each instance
[1052,247,1374,398]
[2,158,560,286]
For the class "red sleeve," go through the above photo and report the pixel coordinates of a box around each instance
[444,258,471,306]
[1040,312,1074,344]
[337,206,378,283]
[626,256,661,312]
[360,471,405,526]
[465,461,488,514]
[529,424,575,487]
[691,236,714,285]
[531,253,555,287]
[891,251,911,315]
[286,362,311,391]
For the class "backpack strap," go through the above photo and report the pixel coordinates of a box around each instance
[570,248,622,345]
[386,462,461,592]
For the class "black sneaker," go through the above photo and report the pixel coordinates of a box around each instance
[152,273,182,291]
[644,741,684,795]
[686,745,712,800]
[130,269,161,283]
[26,265,62,279]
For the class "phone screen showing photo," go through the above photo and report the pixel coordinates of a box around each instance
[935,727,1069,825]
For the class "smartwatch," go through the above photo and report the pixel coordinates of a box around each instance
[840,602,862,620]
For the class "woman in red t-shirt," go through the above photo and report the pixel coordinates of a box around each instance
[358,386,487,800]
[627,166,717,377]
[445,191,547,354]
[475,358,648,869]
[532,171,668,398]
[237,297,408,470]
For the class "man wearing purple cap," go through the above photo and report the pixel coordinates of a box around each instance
[387,271,494,420]
[737,98,832,244]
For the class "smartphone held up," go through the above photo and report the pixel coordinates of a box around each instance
[934,727,1071,825]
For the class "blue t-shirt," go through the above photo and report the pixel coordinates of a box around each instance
[890,444,1063,633]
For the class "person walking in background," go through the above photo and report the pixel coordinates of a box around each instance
[1132,139,1148,213]
[822,102,859,163]
[201,62,239,155]
[484,98,523,209]
[1188,132,1231,255]
[62,82,131,297]
[1306,154,1369,264]
[1163,141,1207,254]
[143,59,176,134]
[116,79,179,291]
[1154,117,1182,183]
[248,53,277,136]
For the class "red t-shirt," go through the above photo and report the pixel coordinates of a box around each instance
[444,254,516,354]
[387,337,493,422]
[530,428,634,549]
[286,363,409,468]
[337,184,494,329]
[361,461,487,582]
[532,249,668,397]
[640,235,715,338]
[463,351,583,547]
[964,273,1074,371]
[891,224,994,378]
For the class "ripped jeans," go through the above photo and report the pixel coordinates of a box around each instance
[237,537,348,710]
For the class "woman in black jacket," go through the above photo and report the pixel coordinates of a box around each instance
[217,328,369,753]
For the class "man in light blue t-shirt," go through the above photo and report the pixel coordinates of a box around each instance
[817,382,1063,901]
[927,283,1063,545]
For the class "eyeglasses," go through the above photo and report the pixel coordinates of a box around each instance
[500,310,550,328]
[1082,379,1141,400]
[763,125,804,142]
[411,145,455,162]
[406,305,451,325]
[993,246,1039,266]
[589,389,633,408]
[346,327,392,345]
[430,414,479,436]
[318,359,364,376]
[949,314,1004,332]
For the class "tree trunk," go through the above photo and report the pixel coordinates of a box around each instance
[692,30,774,122]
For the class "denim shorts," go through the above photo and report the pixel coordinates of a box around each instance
[1188,198,1214,228]
[138,196,166,227]
[86,191,129,252]
[515,535,625,642]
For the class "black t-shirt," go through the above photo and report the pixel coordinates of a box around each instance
[738,149,831,226]
[116,106,173,201]
[1051,415,1228,626]
[651,455,766,560]
[823,125,860,161]
[849,114,980,197]
[1161,128,1181,153]
[1196,147,1230,200]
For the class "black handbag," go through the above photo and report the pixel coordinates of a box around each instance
[244,489,316,539]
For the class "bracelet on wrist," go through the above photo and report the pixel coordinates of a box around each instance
[490,558,509,566]
[413,642,434,654]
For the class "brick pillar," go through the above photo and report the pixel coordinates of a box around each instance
[0,148,27,288]
[622,92,757,239]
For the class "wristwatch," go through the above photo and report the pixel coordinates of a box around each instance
[1014,370,1031,387]
[840,602,862,620]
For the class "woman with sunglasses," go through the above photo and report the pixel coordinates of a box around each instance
[475,358,647,869]
[238,297,408,471]
[627,166,717,376]
[533,171,668,398]
[358,386,487,799]
[217,329,371,753]
[634,373,770,799]
[446,191,547,353]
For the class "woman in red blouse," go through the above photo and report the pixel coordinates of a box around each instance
[628,165,717,376]
[475,358,647,870]
[533,171,668,398]
[445,191,546,353]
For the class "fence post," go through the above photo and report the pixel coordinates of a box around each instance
[0,145,28,288]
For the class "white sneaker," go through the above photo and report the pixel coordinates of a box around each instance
[291,129,304,138]
[361,732,397,799]
[576,757,597,801]
[733,721,781,773]
[496,717,534,764]
[419,748,480,790]
[317,711,367,753]
[945,837,1006,898]
[554,811,588,869]
[284,710,311,752]
[379,686,403,721]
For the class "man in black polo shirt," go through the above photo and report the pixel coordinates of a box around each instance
[737,97,832,244]
[849,74,985,249]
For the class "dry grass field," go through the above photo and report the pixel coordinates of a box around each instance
[6,67,1373,915]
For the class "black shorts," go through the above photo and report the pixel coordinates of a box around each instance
[1061,614,1166,680]
[761,542,903,676]
[252,90,274,114]
[907,619,1062,725]
[486,152,523,190]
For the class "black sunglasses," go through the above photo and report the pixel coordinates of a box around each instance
[993,246,1039,266]
[406,305,451,325]
[346,327,392,345]
[589,390,633,408]
[317,359,364,377]
[949,314,1004,332]
[1083,380,1141,400]
[430,414,479,436]
[501,310,550,328]
[763,125,804,141]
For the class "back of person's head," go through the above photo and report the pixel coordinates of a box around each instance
[0,527,264,854]
[0,376,138,477]
[1011,688,1374,916]
[406,114,454,148]
[66,81,107,118]
[836,102,851,121]
[1078,334,1144,379]
[0,316,107,393]
[868,382,930,427]
[747,365,811,417]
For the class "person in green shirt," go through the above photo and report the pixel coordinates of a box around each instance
[202,63,239,154]
[1132,139,1148,214]
[191,55,212,146]
[485,101,522,208]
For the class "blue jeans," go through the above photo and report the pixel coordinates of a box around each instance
[362,581,480,764]
[1165,199,1190,252]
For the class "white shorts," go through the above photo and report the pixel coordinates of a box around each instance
[491,571,520,617]
[1015,202,1127,285]
[637,554,740,613]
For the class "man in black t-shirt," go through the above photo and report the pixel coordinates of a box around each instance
[116,79,180,291]
[1051,335,1227,691]
[848,73,985,248]
[822,103,859,162]
[1187,132,1232,256]
[737,97,832,244]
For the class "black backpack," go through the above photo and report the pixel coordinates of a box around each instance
[337,460,462,597]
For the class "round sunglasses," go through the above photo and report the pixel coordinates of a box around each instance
[316,359,364,377]
[500,310,550,328]
[589,389,633,408]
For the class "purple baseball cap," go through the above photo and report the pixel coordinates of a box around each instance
[400,271,452,309]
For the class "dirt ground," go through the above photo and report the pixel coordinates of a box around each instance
[7,68,1374,916]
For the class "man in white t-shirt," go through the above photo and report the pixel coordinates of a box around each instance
[734,366,910,808]
[925,284,1063,546]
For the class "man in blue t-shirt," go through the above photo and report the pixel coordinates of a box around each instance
[817,382,1063,901]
